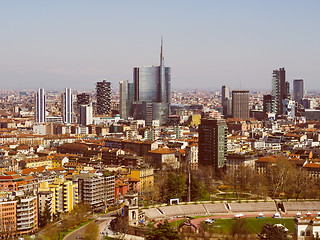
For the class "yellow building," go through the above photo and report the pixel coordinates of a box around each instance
[188,115,201,125]
[48,154,69,169]
[24,157,52,169]
[130,168,154,193]
[38,177,77,214]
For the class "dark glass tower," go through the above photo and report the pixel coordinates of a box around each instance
[132,39,171,125]
[293,79,304,104]
[198,118,228,172]
[96,80,112,115]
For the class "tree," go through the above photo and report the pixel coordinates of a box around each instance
[231,219,250,237]
[259,223,288,240]
[39,200,52,227]
[190,173,209,201]
[146,220,182,240]
[165,173,186,202]
[267,157,295,199]
[84,221,98,240]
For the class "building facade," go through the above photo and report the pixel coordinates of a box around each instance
[96,80,112,115]
[35,88,46,123]
[272,68,290,116]
[132,40,171,125]
[119,80,134,119]
[221,85,232,116]
[198,118,228,172]
[62,88,73,123]
[232,90,249,120]
[293,79,304,104]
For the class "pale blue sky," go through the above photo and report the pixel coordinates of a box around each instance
[1,1,319,90]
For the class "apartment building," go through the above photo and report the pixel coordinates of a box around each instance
[130,168,154,193]
[68,173,115,212]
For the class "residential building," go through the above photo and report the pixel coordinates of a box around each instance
[77,93,90,106]
[272,68,290,115]
[263,94,275,119]
[0,199,17,237]
[130,168,154,193]
[38,178,77,214]
[69,173,113,212]
[16,194,38,235]
[148,148,179,169]
[232,90,249,120]
[198,118,228,172]
[96,80,112,115]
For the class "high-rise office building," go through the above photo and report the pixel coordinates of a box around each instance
[132,39,171,125]
[96,80,112,115]
[78,104,93,126]
[263,94,275,119]
[62,88,73,123]
[293,79,304,104]
[119,80,134,119]
[198,118,228,172]
[221,85,232,116]
[77,93,90,106]
[35,88,46,123]
[272,68,290,115]
[232,90,249,120]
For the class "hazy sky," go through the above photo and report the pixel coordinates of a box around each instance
[1,1,319,91]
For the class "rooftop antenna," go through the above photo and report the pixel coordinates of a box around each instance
[160,36,164,65]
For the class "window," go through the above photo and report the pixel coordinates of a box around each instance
[306,230,311,236]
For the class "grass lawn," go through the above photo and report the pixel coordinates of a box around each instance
[170,217,295,234]
[209,217,295,234]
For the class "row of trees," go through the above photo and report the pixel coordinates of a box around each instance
[224,157,320,200]
[143,170,211,205]
[38,203,93,240]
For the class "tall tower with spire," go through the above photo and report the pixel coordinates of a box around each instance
[132,39,171,125]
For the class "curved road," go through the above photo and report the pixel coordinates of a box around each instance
[63,212,117,240]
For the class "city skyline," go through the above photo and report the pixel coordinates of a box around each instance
[1,1,320,90]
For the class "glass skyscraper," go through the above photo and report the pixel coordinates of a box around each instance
[132,39,171,125]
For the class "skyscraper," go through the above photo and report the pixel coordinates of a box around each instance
[198,118,228,172]
[96,80,112,115]
[77,93,90,106]
[221,85,232,116]
[78,104,93,126]
[272,68,290,115]
[293,79,304,104]
[232,90,249,120]
[132,39,171,125]
[119,80,134,119]
[35,88,46,123]
[62,88,73,123]
[263,94,275,119]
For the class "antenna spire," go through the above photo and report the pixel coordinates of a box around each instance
[160,36,164,65]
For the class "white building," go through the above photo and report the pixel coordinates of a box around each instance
[35,88,46,123]
[62,88,73,123]
[295,216,320,239]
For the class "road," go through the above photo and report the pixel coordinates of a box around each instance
[63,218,109,240]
